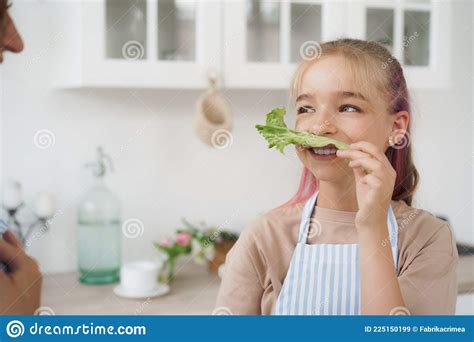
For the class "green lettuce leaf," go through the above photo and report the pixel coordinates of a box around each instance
[255,107,350,154]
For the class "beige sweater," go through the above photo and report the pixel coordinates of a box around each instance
[215,199,459,315]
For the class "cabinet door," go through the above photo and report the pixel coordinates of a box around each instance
[345,0,451,89]
[224,0,338,89]
[57,0,221,88]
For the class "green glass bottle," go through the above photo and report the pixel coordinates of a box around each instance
[77,147,121,284]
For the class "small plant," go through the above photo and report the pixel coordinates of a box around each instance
[154,218,239,283]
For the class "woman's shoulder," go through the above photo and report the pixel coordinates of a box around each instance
[239,202,305,244]
[391,199,458,259]
[391,199,452,234]
[225,202,304,269]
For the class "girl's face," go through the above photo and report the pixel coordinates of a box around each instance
[295,55,395,182]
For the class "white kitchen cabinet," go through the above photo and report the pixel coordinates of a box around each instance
[54,0,221,88]
[223,0,328,89]
[345,0,451,89]
[55,0,451,90]
[223,0,451,89]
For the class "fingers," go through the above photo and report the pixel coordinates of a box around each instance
[348,157,381,174]
[336,141,394,174]
[362,174,383,188]
[352,164,367,182]
[350,141,389,166]
[336,148,369,161]
[348,156,396,191]
[0,265,10,282]
[0,234,26,271]
[3,230,23,249]
[336,147,372,169]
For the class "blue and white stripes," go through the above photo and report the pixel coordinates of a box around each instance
[275,243,361,315]
[273,191,398,315]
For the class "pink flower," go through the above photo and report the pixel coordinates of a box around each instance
[159,238,173,247]
[175,232,192,247]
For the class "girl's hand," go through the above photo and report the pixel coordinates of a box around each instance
[336,141,396,228]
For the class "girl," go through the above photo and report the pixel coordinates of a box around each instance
[215,39,458,315]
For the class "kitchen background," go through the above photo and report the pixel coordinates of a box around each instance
[0,0,472,314]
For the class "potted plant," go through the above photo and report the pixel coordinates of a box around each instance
[204,230,239,274]
[154,231,192,284]
[153,219,239,283]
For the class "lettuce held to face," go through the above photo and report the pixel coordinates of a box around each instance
[255,107,350,154]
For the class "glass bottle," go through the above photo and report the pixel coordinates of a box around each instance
[77,147,121,284]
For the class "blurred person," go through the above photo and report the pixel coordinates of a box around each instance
[0,0,41,315]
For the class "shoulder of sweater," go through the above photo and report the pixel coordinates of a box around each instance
[391,199,450,232]
[239,202,304,242]
[391,199,457,257]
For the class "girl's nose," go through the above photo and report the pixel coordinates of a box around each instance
[310,108,337,135]
[308,117,337,136]
[309,122,336,136]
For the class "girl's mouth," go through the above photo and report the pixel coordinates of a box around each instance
[308,144,338,160]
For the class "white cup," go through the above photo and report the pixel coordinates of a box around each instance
[120,261,161,293]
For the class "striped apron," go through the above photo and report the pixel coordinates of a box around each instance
[273,191,398,315]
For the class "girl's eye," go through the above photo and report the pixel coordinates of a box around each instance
[297,106,315,114]
[340,105,360,113]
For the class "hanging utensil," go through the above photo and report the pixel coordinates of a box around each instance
[194,71,233,148]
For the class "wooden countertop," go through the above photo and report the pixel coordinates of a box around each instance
[41,258,221,315]
[41,255,474,315]
[457,254,474,294]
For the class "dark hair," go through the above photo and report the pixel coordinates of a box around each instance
[0,0,9,42]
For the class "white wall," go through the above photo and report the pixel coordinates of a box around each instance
[1,1,472,273]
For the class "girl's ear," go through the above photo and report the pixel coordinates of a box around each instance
[388,111,410,147]
[392,111,410,130]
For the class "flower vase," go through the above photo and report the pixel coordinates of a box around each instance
[158,257,176,284]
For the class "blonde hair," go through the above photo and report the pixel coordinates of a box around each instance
[285,38,419,207]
